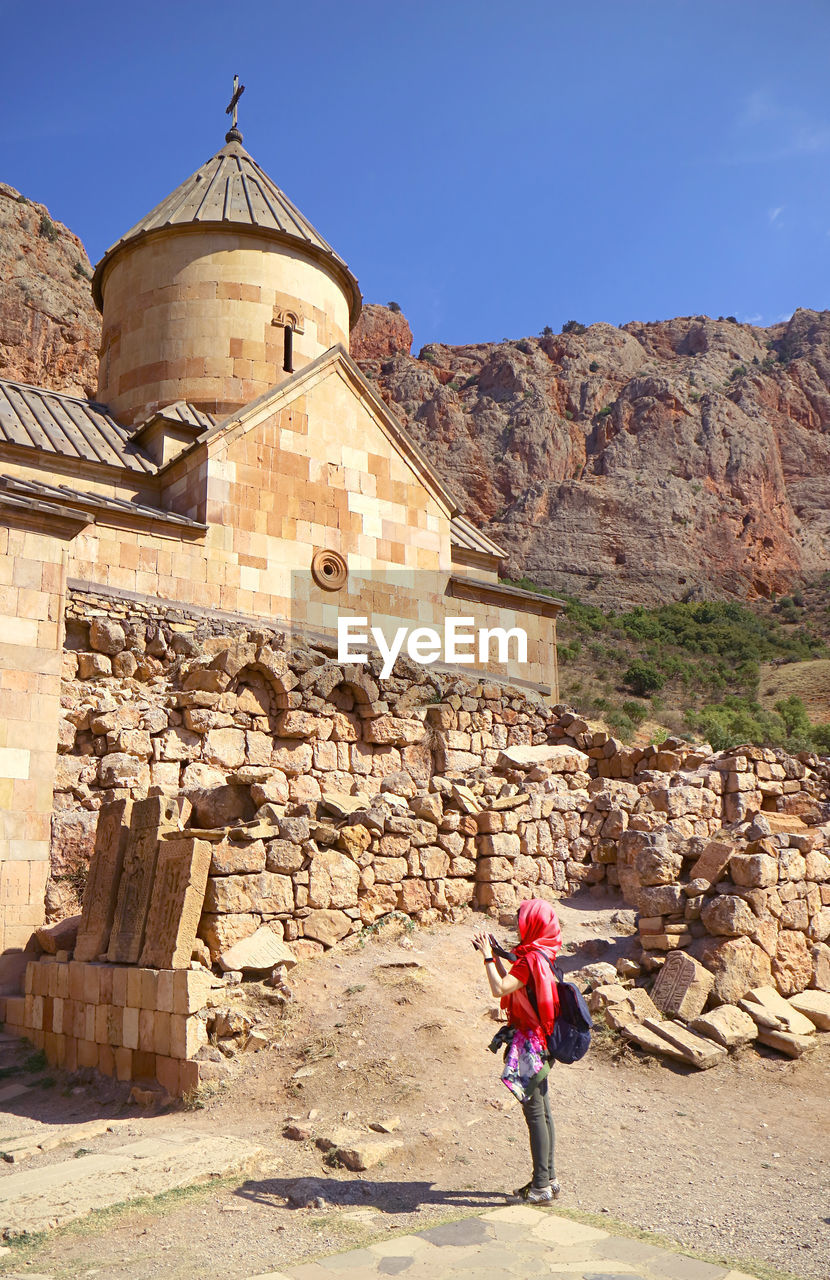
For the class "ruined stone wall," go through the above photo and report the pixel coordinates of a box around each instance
[612,748,830,1004]
[50,597,830,978]
[5,600,829,1097]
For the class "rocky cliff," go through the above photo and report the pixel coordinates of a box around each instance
[354,307,830,607]
[3,184,828,609]
[0,184,99,397]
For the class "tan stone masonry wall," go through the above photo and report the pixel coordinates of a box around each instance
[1,961,208,1095]
[97,231,352,425]
[0,522,68,986]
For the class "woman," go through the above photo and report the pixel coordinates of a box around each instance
[474,898,563,1203]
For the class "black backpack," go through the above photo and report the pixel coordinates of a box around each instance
[493,938,593,1065]
[544,965,593,1064]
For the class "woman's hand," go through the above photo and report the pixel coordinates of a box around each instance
[475,930,523,999]
[472,929,493,958]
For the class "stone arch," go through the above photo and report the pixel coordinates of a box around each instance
[231,665,277,727]
[306,663,381,744]
[272,305,305,335]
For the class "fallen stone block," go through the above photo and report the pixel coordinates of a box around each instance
[698,936,772,1005]
[622,1021,694,1065]
[640,1017,728,1069]
[756,1029,816,1058]
[35,915,81,955]
[241,1030,269,1052]
[592,983,660,1031]
[688,839,736,885]
[219,926,298,973]
[496,744,590,773]
[335,1137,403,1171]
[284,1124,312,1141]
[786,990,830,1031]
[569,962,618,992]
[689,1004,758,1049]
[651,950,714,1020]
[302,909,352,946]
[738,986,816,1036]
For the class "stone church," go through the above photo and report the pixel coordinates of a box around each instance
[0,115,560,985]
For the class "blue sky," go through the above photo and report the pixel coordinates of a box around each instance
[3,0,829,349]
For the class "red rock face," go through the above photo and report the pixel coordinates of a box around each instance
[356,307,830,607]
[1,183,827,611]
[0,183,99,397]
[350,303,413,361]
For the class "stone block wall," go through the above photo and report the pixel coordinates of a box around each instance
[1,959,211,1095]
[49,603,830,933]
[0,521,69,987]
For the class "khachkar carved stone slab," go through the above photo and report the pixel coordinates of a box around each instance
[107,797,181,965]
[139,837,212,970]
[651,949,714,1020]
[74,799,133,963]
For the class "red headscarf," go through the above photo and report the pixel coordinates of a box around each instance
[502,899,562,1035]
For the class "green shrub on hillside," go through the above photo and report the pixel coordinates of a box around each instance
[619,600,820,664]
[687,694,828,753]
[623,660,664,696]
[557,640,582,664]
[38,213,59,241]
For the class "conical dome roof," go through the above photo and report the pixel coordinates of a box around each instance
[92,139,361,322]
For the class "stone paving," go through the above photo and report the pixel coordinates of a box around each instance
[247,1205,758,1280]
[0,1130,268,1236]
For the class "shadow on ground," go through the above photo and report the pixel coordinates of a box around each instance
[234,1175,510,1214]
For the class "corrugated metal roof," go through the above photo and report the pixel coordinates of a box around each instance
[451,514,507,559]
[0,474,206,529]
[93,140,361,319]
[0,379,155,474]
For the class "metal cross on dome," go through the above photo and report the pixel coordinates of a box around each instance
[225,74,245,132]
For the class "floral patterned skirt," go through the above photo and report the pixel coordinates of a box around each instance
[500,1028,551,1102]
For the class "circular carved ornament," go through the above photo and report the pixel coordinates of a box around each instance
[311,548,348,591]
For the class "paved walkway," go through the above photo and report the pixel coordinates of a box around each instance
[247,1205,758,1280]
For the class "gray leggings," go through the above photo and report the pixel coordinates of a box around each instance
[521,1075,555,1188]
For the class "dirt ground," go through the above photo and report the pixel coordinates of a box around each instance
[2,893,829,1280]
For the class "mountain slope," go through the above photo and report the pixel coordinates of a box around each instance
[1,184,828,611]
[356,307,830,608]
[0,183,99,397]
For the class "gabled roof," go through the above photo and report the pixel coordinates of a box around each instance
[194,344,461,519]
[92,139,361,322]
[147,401,215,431]
[450,513,507,559]
[0,378,155,474]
